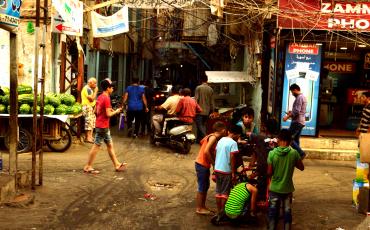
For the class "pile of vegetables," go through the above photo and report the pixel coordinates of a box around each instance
[0,85,82,115]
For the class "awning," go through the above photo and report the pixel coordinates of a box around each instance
[205,71,254,83]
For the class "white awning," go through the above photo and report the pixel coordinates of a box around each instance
[205,71,254,83]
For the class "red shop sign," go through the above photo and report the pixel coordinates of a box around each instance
[323,62,356,73]
[278,0,370,31]
[288,43,319,55]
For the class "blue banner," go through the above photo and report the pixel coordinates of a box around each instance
[0,0,21,27]
[281,43,322,136]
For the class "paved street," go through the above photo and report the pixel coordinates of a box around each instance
[0,131,368,229]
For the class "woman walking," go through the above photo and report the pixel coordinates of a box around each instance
[122,78,149,137]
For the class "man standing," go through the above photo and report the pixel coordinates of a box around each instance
[176,88,202,124]
[81,77,98,143]
[195,75,214,143]
[83,79,126,174]
[283,84,306,158]
[357,92,370,134]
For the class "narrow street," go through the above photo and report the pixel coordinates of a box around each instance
[0,132,366,229]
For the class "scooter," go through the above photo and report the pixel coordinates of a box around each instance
[149,117,196,154]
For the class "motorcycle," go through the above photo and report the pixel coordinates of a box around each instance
[149,114,196,154]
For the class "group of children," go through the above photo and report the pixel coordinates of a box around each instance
[195,108,305,229]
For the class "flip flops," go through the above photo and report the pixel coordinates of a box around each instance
[196,209,213,215]
[84,168,100,174]
[115,163,127,172]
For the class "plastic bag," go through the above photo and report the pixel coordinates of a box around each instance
[118,113,125,130]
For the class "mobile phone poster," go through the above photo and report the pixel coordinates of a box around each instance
[281,43,322,136]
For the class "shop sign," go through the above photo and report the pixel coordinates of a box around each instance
[51,0,83,36]
[347,88,370,105]
[281,43,322,136]
[278,0,370,31]
[0,0,22,27]
[323,62,356,73]
[91,6,129,38]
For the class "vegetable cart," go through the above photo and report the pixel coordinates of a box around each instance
[0,114,78,153]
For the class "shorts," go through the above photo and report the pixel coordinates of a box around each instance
[195,162,210,193]
[215,172,232,199]
[82,105,96,131]
[94,128,112,146]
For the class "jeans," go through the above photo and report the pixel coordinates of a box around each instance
[289,122,305,158]
[127,110,144,136]
[195,115,208,142]
[268,191,292,230]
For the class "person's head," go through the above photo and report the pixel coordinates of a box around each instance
[171,85,181,95]
[200,74,208,83]
[241,107,255,126]
[277,129,292,147]
[100,78,115,94]
[87,77,97,89]
[228,125,243,141]
[131,78,139,84]
[289,83,301,97]
[212,121,227,137]
[182,88,191,96]
[363,92,370,105]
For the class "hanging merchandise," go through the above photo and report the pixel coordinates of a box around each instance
[90,6,129,38]
[26,21,35,34]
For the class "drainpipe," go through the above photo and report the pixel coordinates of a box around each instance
[185,43,211,70]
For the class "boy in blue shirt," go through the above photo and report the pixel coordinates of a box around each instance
[214,125,243,217]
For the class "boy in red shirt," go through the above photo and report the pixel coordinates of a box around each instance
[176,88,202,123]
[195,121,227,215]
[83,78,127,174]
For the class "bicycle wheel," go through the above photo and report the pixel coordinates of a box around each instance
[4,128,32,153]
[46,126,72,152]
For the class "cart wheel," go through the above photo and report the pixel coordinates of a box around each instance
[4,128,32,153]
[46,126,72,152]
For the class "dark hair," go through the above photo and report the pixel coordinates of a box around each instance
[229,125,243,135]
[200,74,208,83]
[100,78,115,91]
[363,92,370,98]
[278,129,292,143]
[132,78,139,84]
[182,88,191,96]
[241,107,254,118]
[289,83,300,91]
[171,85,181,94]
[212,121,226,132]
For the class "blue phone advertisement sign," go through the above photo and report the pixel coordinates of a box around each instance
[281,43,322,136]
[0,0,22,27]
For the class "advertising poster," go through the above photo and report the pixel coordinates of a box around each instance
[0,0,21,27]
[91,6,129,38]
[51,0,83,36]
[281,43,322,136]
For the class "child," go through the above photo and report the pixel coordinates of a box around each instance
[214,125,243,216]
[267,129,304,230]
[195,121,227,215]
[236,107,259,137]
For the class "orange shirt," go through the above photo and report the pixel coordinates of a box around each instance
[196,134,217,168]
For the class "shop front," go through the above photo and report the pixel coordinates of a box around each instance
[274,0,370,137]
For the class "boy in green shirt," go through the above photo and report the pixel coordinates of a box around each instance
[267,129,304,230]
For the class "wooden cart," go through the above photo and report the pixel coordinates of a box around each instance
[0,114,78,153]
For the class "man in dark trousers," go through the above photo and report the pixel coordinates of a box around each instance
[195,74,214,143]
[283,83,307,158]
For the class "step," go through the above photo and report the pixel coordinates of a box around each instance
[304,148,357,161]
[301,137,358,151]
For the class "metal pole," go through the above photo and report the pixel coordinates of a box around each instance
[38,0,48,186]
[32,0,41,190]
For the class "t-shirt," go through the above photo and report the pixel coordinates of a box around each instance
[236,120,259,136]
[81,85,96,107]
[125,85,145,111]
[359,104,370,133]
[214,137,239,174]
[161,95,182,115]
[176,96,202,123]
[267,146,301,194]
[291,93,307,126]
[196,134,216,168]
[225,182,250,216]
[95,93,111,128]
[195,83,214,115]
